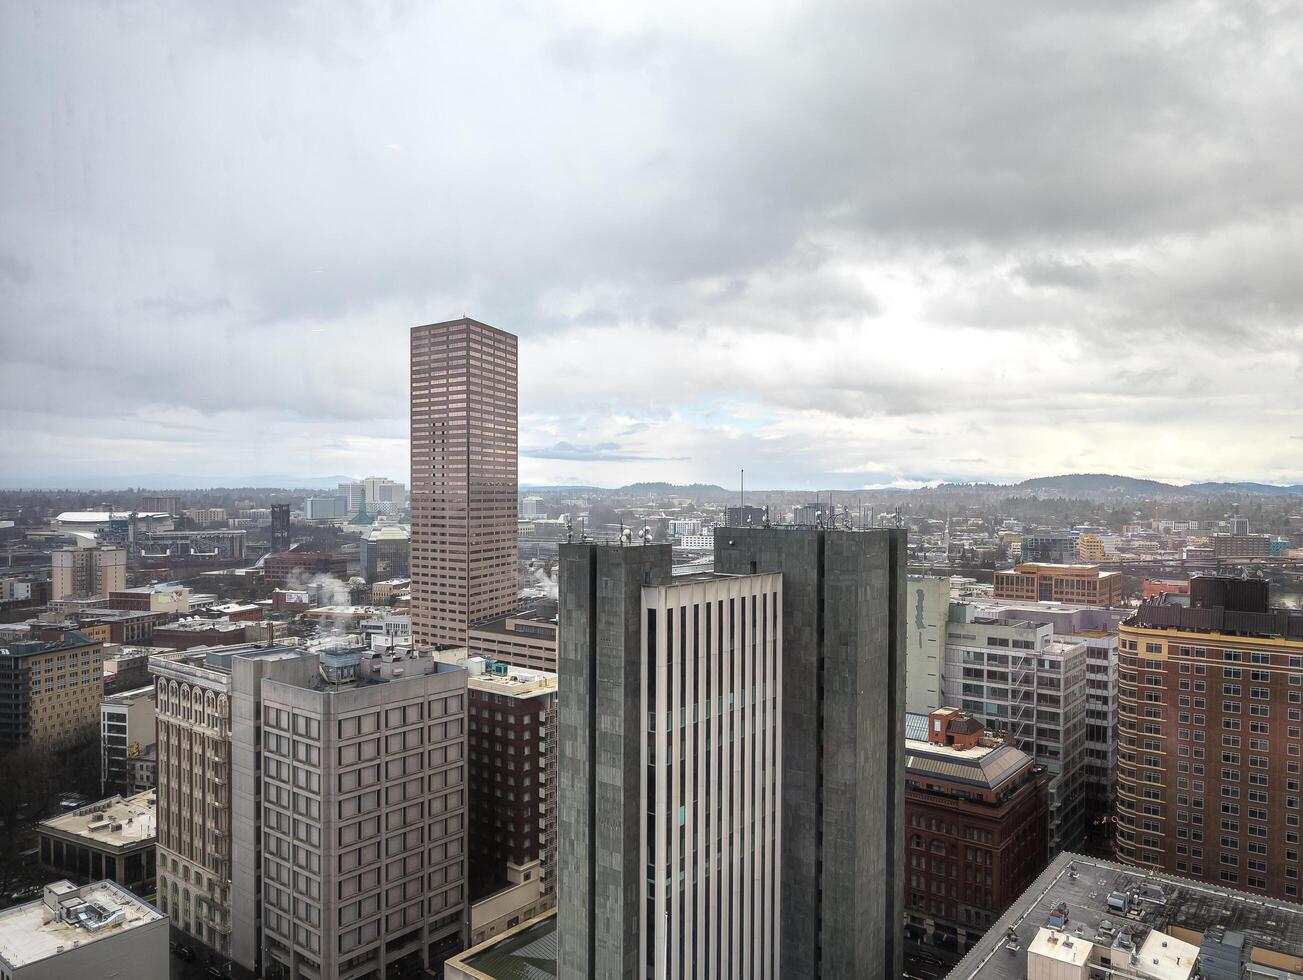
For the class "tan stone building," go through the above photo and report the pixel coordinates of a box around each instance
[993,562,1122,607]
[0,631,104,750]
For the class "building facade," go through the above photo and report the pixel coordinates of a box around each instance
[713,526,906,980]
[1020,532,1077,565]
[724,505,767,528]
[993,562,1122,607]
[51,547,126,601]
[558,542,784,980]
[0,632,104,750]
[0,879,168,980]
[358,525,410,582]
[1115,577,1303,900]
[904,708,1048,951]
[304,496,348,521]
[467,604,559,672]
[152,642,471,978]
[465,662,557,941]
[38,790,157,895]
[906,575,947,715]
[555,528,905,980]
[410,318,519,648]
[942,607,1088,853]
[257,653,469,978]
[101,685,157,794]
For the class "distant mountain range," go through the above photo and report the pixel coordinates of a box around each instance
[981,474,1303,499]
[4,471,1301,499]
[527,474,1303,500]
[0,473,359,491]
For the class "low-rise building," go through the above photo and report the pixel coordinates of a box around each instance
[466,602,558,672]
[263,551,348,586]
[38,791,157,896]
[0,879,167,980]
[946,852,1303,980]
[993,563,1122,607]
[443,911,557,980]
[107,585,191,614]
[150,618,267,650]
[905,709,1048,951]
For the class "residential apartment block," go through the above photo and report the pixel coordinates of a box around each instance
[465,660,557,947]
[942,606,1088,853]
[1115,577,1303,901]
[51,546,126,601]
[0,631,104,750]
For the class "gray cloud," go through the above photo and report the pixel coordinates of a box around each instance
[2,0,1301,485]
[522,442,689,463]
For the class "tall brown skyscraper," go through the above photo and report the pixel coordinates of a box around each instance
[410,317,519,647]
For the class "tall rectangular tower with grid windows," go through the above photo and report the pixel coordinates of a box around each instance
[410,318,519,648]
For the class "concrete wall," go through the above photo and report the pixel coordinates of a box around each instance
[13,915,168,980]
[228,652,317,975]
[556,543,671,980]
[714,527,906,980]
[905,576,947,715]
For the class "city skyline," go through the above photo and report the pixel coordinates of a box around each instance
[4,3,1302,490]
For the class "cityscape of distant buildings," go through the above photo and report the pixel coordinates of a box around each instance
[1,317,1302,979]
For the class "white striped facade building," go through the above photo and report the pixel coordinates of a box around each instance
[641,572,783,980]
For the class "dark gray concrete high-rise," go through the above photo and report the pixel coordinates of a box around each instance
[557,528,906,980]
[714,526,906,980]
[557,543,672,980]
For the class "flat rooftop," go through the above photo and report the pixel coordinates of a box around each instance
[39,791,156,850]
[449,910,557,979]
[101,684,156,705]
[468,662,558,699]
[0,880,163,970]
[947,852,1303,980]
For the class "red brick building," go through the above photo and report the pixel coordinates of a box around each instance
[905,708,1049,951]
[465,663,557,917]
[1144,578,1191,599]
[1116,578,1303,900]
[262,551,348,586]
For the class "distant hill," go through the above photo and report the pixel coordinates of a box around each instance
[1183,481,1303,496]
[1010,474,1184,497]
[953,473,1303,500]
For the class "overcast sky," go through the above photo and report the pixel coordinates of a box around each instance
[3,1,1302,490]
